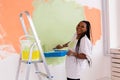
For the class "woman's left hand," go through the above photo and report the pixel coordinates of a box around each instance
[67,50,74,56]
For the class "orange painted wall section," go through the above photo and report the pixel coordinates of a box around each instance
[84,6,101,44]
[0,0,33,52]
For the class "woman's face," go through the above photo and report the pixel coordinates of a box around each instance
[76,22,87,35]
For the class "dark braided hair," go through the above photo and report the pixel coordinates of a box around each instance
[75,20,91,53]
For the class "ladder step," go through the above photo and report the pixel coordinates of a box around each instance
[35,71,53,79]
[21,60,43,64]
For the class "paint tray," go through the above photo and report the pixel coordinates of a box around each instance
[44,50,68,57]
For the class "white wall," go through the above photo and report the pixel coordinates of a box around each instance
[116,1,120,48]
[109,0,120,48]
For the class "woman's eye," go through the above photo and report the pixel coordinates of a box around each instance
[81,26,85,28]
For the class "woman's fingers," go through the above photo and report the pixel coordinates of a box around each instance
[53,44,63,49]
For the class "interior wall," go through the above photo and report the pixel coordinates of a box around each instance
[116,0,120,48]
[109,0,120,48]
[0,0,111,80]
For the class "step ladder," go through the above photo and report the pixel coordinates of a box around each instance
[16,11,53,80]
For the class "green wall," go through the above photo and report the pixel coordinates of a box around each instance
[32,0,85,52]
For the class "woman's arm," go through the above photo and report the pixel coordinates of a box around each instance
[53,41,70,49]
[74,53,87,59]
[63,41,70,47]
[67,50,87,59]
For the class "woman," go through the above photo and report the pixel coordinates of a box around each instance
[54,20,92,80]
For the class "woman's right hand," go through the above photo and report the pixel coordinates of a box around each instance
[53,44,63,49]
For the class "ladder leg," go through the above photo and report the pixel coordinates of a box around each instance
[15,56,22,80]
[25,62,31,80]
[34,63,42,80]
